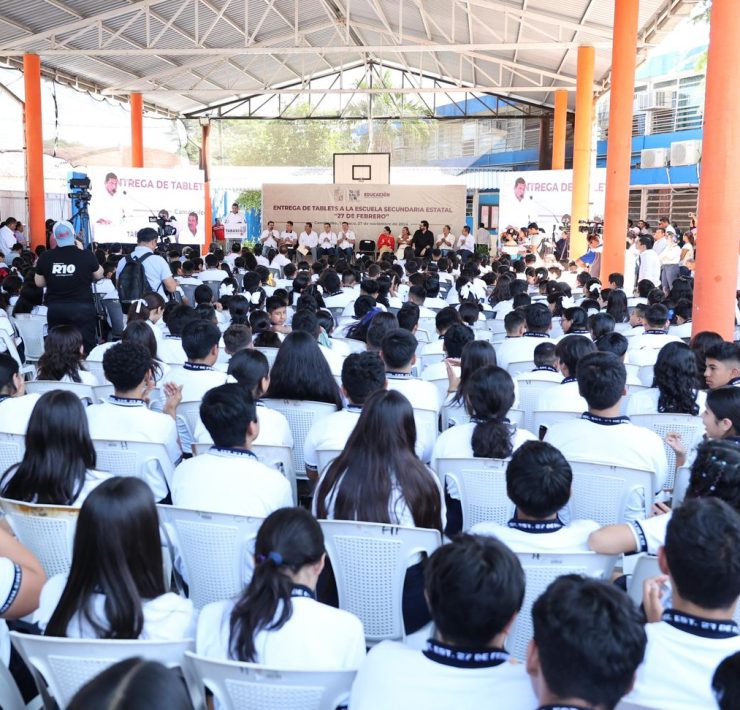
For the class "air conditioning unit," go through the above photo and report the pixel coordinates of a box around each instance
[670,139,702,166]
[641,148,669,169]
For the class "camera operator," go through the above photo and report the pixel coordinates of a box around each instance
[153,209,179,244]
[115,227,178,297]
[576,232,603,280]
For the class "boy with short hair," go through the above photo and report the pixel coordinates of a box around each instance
[704,341,740,389]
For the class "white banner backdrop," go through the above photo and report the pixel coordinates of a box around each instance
[262,183,467,240]
[87,167,205,244]
[498,169,607,236]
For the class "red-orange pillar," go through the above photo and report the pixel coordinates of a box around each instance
[692,0,740,339]
[130,93,144,167]
[570,46,595,260]
[201,122,212,255]
[552,90,568,170]
[24,55,45,251]
[602,0,639,280]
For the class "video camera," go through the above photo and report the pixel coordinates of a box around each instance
[578,220,604,237]
[67,176,92,202]
[149,211,177,244]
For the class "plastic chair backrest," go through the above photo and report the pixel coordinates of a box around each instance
[180,283,198,306]
[92,438,175,492]
[0,331,34,378]
[157,505,263,609]
[507,408,524,428]
[533,409,582,433]
[0,498,78,578]
[82,360,108,384]
[11,315,46,361]
[185,652,356,710]
[419,352,443,372]
[0,433,25,472]
[0,658,30,710]
[637,364,655,386]
[506,360,535,378]
[627,554,660,606]
[508,552,618,661]
[261,400,337,476]
[201,281,223,302]
[329,338,365,355]
[436,457,511,529]
[319,520,441,644]
[440,400,469,430]
[568,461,655,525]
[254,347,280,369]
[629,413,704,490]
[515,380,558,432]
[252,444,297,505]
[176,400,202,442]
[672,465,691,507]
[10,632,194,710]
[25,381,94,402]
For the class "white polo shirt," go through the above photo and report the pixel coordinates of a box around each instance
[35,573,196,641]
[385,373,441,463]
[157,336,188,365]
[0,393,41,435]
[303,406,361,471]
[534,379,587,413]
[626,388,706,416]
[198,268,228,283]
[197,592,365,669]
[514,367,562,384]
[349,639,537,710]
[323,289,355,309]
[171,447,293,517]
[318,231,338,248]
[193,402,293,450]
[628,331,682,354]
[260,229,280,249]
[628,512,672,555]
[625,612,740,710]
[495,333,551,371]
[471,517,600,553]
[86,397,180,501]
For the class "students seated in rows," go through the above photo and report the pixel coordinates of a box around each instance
[514,341,561,383]
[291,309,343,377]
[365,311,398,354]
[314,389,444,635]
[35,325,98,386]
[1,391,110,506]
[471,441,598,551]
[495,303,552,371]
[87,342,181,502]
[626,341,705,416]
[528,575,646,710]
[589,438,740,557]
[419,307,462,360]
[173,384,293,516]
[503,309,526,339]
[545,352,668,519]
[421,323,474,386]
[703,341,740,389]
[304,352,386,479]
[625,498,740,709]
[380,329,439,462]
[535,335,596,413]
[628,304,682,365]
[37,477,195,640]
[349,534,537,710]
[0,353,40,436]
[442,340,498,426]
[559,306,589,337]
[197,508,365,674]
[157,304,196,365]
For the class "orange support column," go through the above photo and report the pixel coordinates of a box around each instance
[201,122,212,255]
[24,54,45,251]
[692,0,740,339]
[552,89,568,170]
[130,93,144,168]
[570,45,595,260]
[602,0,639,280]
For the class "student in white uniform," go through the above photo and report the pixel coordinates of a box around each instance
[35,325,99,386]
[703,341,740,390]
[0,390,110,507]
[442,340,498,425]
[290,309,344,377]
[419,307,463,361]
[628,303,682,365]
[157,304,196,365]
[626,341,706,416]
[36,477,195,641]
[625,498,740,710]
[86,343,182,502]
[197,253,228,284]
[535,335,596,414]
[471,441,599,550]
[495,303,553,371]
[513,341,562,384]
[314,389,444,635]
[172,384,293,516]
[350,534,538,710]
[421,324,474,384]
[304,352,386,479]
[197,508,365,673]
[545,352,668,520]
[0,353,41,436]
[528,575,647,710]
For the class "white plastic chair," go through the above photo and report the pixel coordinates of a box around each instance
[435,457,512,529]
[627,554,660,606]
[440,401,470,429]
[533,409,582,434]
[0,432,25,471]
[176,400,202,443]
[506,360,535,378]
[9,633,195,710]
[672,465,691,507]
[10,315,46,362]
[0,331,35,379]
[629,413,704,490]
[157,505,263,610]
[419,352,444,373]
[185,652,356,710]
[0,659,42,709]
[254,347,280,369]
[515,380,558,432]
[82,360,108,384]
[92,438,175,495]
[0,498,78,578]
[315,448,342,475]
[92,384,114,403]
[319,520,441,644]
[507,408,524,428]
[25,380,95,402]
[637,364,655,386]
[508,552,619,661]
[261,400,338,477]
[568,461,656,526]
[329,338,365,355]
[252,444,297,504]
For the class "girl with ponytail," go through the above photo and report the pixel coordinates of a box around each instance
[196,507,366,669]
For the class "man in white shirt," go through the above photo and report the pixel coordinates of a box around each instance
[304,352,386,478]
[535,335,595,414]
[298,222,319,261]
[90,173,125,243]
[528,575,647,710]
[86,342,182,501]
[545,351,668,518]
[223,242,241,269]
[223,202,246,241]
[625,498,740,709]
[635,235,661,290]
[456,225,475,263]
[495,303,553,371]
[471,440,599,552]
[318,222,337,258]
[259,220,280,250]
[350,535,538,710]
[337,222,356,261]
[435,225,455,256]
[115,228,179,298]
[172,384,293,516]
[503,176,532,231]
[279,220,298,258]
[0,218,18,256]
[164,319,236,452]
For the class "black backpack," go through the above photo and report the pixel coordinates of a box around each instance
[117,252,154,306]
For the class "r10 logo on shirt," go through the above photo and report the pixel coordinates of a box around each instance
[51,263,76,274]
